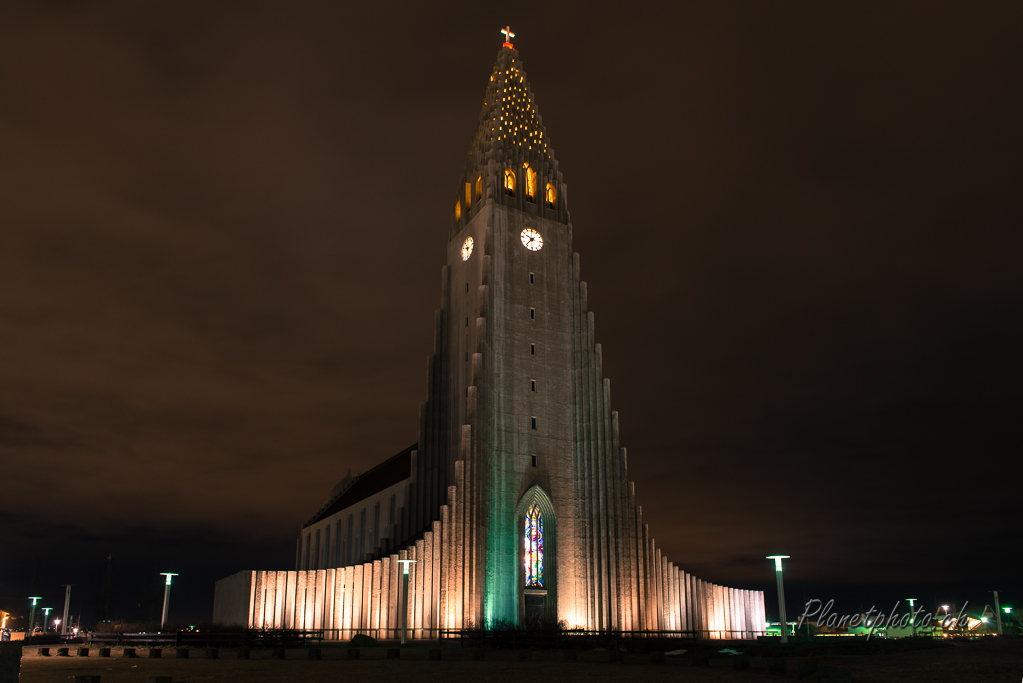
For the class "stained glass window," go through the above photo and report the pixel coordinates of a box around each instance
[524,505,544,587]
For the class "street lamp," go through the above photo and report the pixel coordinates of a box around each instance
[991,590,1003,636]
[27,598,42,637]
[160,573,179,629]
[766,556,790,643]
[906,598,917,636]
[395,560,416,645]
[61,585,72,637]
[41,608,53,634]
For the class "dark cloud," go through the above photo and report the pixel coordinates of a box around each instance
[0,0,1019,622]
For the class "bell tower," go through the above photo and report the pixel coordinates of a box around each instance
[423,34,575,627]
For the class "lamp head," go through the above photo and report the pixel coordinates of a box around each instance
[395,559,417,575]
[766,555,790,571]
[160,572,179,586]
[28,597,42,605]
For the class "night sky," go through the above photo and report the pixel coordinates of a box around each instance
[2,2,1020,627]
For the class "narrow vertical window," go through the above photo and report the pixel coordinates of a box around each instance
[530,343,535,356]
[524,506,544,587]
[465,351,469,362]
[530,379,536,392]
[529,272,535,284]
[524,164,537,202]
[476,175,482,201]
[466,282,469,293]
[545,182,557,209]
[531,416,537,430]
[529,307,535,320]
[504,168,516,196]
[455,200,461,222]
[466,317,469,327]
[531,455,537,468]
[465,182,472,209]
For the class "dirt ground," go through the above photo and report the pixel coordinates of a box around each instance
[16,638,1023,683]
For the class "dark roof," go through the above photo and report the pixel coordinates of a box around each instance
[303,444,416,528]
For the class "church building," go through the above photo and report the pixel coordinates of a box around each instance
[213,31,767,639]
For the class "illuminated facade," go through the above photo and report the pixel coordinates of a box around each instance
[214,37,766,639]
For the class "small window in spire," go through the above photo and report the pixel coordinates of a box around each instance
[476,176,482,201]
[545,183,557,209]
[524,164,537,203]
[465,182,472,209]
[455,200,461,222]
[504,168,516,196]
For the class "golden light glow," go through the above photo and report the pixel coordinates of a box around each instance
[462,236,474,261]
[455,200,461,222]
[504,168,516,195]
[465,182,472,209]
[520,228,543,251]
[545,183,556,208]
[475,175,482,201]
[524,164,537,201]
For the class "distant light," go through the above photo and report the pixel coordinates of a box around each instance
[981,617,988,623]
[1004,607,1013,614]
[160,572,179,586]
[942,605,950,611]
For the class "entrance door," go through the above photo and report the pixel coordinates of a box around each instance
[524,591,546,628]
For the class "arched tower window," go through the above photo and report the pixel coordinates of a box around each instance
[465,182,472,209]
[524,164,537,202]
[545,183,557,209]
[504,168,516,196]
[455,200,461,222]
[476,175,482,202]
[524,505,544,587]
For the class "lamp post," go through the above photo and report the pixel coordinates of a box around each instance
[991,590,1003,636]
[906,598,917,637]
[61,585,71,637]
[766,556,790,643]
[395,560,416,645]
[41,608,53,634]
[27,598,42,637]
[160,573,179,629]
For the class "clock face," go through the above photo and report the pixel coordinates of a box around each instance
[462,236,474,261]
[520,228,543,251]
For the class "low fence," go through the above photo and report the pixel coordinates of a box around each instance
[88,631,323,648]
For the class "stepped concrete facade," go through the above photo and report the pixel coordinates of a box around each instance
[213,39,766,640]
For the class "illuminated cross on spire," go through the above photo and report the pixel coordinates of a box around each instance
[501,26,515,46]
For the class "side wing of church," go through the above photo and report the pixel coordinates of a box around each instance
[213,38,766,639]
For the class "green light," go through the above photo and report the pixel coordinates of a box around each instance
[1004,607,1012,614]
[28,597,41,605]
[160,572,178,586]
[766,555,789,571]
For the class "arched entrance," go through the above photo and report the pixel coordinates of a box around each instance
[516,485,556,628]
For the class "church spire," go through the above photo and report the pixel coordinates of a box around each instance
[451,34,566,238]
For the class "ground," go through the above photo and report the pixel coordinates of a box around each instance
[16,638,1023,683]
